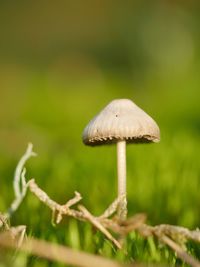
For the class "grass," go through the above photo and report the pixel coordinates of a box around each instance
[0,71,200,266]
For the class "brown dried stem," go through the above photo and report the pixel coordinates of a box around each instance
[0,230,124,267]
[26,178,200,266]
[1,143,200,267]
[160,235,200,267]
[78,205,121,249]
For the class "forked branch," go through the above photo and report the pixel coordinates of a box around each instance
[1,143,200,267]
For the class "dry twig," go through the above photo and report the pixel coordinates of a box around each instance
[13,143,37,198]
[78,205,121,249]
[0,230,124,267]
[27,179,85,223]
[4,143,36,221]
[26,177,200,266]
[1,143,200,267]
[160,235,200,267]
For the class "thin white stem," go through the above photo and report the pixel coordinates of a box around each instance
[13,143,37,198]
[7,168,28,218]
[5,144,36,219]
[117,140,127,220]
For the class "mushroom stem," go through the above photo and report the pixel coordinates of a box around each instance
[117,140,127,220]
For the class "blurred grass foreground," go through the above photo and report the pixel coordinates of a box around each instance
[0,1,200,266]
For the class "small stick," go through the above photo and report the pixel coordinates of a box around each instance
[27,179,84,223]
[3,143,37,221]
[13,143,37,198]
[136,224,200,267]
[7,169,28,218]
[78,205,122,250]
[0,231,124,267]
[26,178,122,248]
[27,179,63,211]
[154,224,200,243]
[64,191,82,208]
[160,235,200,267]
[99,195,124,219]
[2,142,200,266]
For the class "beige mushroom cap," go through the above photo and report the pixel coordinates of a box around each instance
[82,99,160,146]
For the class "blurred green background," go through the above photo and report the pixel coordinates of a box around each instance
[0,1,200,266]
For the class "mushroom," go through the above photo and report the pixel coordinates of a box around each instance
[82,99,160,221]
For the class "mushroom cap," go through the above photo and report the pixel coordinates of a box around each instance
[82,99,160,146]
